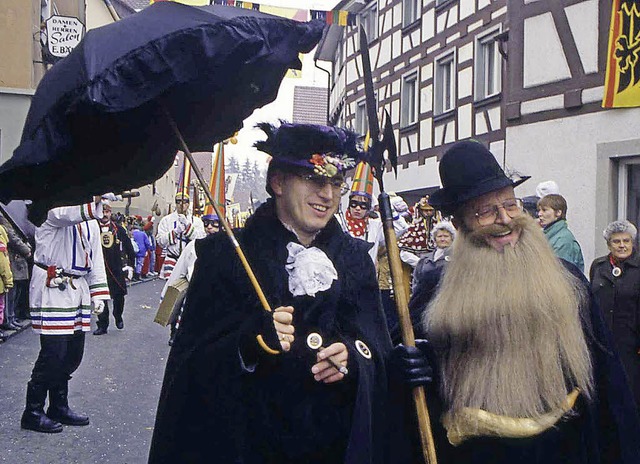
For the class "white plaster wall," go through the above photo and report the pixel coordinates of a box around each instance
[459,0,475,20]
[384,155,441,194]
[565,0,599,74]
[421,8,435,42]
[506,108,640,267]
[458,66,473,99]
[458,103,472,139]
[523,13,571,88]
[0,89,32,165]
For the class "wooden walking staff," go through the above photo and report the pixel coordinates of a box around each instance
[379,192,438,464]
[165,115,278,354]
[357,25,438,464]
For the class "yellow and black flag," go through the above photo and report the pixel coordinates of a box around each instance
[604,0,640,107]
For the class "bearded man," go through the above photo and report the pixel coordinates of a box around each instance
[396,141,640,463]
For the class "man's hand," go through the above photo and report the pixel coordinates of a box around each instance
[122,266,133,280]
[391,340,433,387]
[312,342,348,384]
[92,299,105,315]
[173,222,187,235]
[101,192,122,202]
[273,305,294,352]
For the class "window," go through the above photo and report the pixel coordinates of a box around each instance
[355,99,368,136]
[401,72,418,127]
[617,159,640,228]
[360,2,378,42]
[434,52,455,115]
[475,29,502,100]
[403,0,420,27]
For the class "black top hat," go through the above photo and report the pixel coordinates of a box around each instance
[429,140,529,215]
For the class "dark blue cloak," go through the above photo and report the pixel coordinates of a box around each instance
[148,201,415,463]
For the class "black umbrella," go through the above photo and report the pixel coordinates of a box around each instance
[0,2,324,225]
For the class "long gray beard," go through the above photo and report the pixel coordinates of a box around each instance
[424,214,593,418]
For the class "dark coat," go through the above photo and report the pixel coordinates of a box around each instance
[406,260,640,464]
[590,252,640,411]
[149,201,414,464]
[101,221,135,297]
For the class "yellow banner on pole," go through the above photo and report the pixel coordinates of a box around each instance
[603,0,640,108]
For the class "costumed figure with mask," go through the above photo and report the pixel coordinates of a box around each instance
[149,122,415,463]
[93,200,136,336]
[398,196,439,269]
[21,196,111,434]
[156,192,205,280]
[393,141,640,463]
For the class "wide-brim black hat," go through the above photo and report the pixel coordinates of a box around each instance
[255,121,364,177]
[429,140,529,215]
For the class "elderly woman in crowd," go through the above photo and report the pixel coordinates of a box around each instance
[411,221,456,293]
[590,220,640,413]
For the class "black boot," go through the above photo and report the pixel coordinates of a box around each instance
[20,381,63,433]
[46,382,89,426]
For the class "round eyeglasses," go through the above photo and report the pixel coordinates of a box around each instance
[473,198,524,226]
[296,174,349,196]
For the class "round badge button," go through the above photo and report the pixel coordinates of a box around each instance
[307,332,323,350]
[355,339,372,359]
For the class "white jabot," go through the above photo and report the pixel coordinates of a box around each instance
[285,242,338,297]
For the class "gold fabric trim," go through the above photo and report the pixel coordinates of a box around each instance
[444,388,580,446]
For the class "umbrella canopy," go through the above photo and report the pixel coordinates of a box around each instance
[0,2,324,224]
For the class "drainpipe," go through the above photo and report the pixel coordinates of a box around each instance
[102,0,121,22]
[315,60,331,124]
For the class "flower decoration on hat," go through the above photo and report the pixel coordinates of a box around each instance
[255,121,365,179]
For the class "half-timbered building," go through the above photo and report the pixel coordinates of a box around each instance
[316,0,640,265]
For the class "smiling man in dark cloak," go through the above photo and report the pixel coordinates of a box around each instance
[148,122,414,464]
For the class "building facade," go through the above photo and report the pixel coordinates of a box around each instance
[0,0,176,219]
[317,0,640,266]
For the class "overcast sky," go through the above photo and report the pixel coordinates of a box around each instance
[223,0,340,169]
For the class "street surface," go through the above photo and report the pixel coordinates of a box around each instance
[0,279,169,464]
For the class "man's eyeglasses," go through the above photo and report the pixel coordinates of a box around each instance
[349,199,370,210]
[203,220,220,228]
[473,198,524,226]
[296,174,349,196]
[175,200,190,204]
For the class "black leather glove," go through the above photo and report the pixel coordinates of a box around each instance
[391,339,433,387]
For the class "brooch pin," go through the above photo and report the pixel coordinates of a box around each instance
[306,332,348,375]
[355,339,372,359]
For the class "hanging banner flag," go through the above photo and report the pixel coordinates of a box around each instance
[177,154,192,197]
[603,0,640,108]
[205,143,227,218]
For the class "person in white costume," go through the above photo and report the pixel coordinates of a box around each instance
[156,192,205,279]
[161,213,220,346]
[21,195,111,434]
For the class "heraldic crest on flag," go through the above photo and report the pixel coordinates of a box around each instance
[604,0,640,108]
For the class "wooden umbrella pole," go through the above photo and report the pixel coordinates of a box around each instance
[166,117,273,316]
[379,192,438,464]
